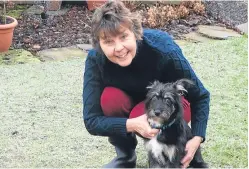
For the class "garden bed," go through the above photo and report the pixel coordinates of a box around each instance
[10,2,241,53]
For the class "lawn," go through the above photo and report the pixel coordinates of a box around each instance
[180,36,248,168]
[0,36,247,168]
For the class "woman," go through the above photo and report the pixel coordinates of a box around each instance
[83,1,210,168]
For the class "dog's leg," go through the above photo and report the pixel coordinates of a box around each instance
[148,152,165,168]
[189,147,208,168]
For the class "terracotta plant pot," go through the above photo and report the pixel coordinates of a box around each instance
[0,16,18,52]
[86,0,107,11]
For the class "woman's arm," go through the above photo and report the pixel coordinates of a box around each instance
[161,44,210,142]
[83,50,128,138]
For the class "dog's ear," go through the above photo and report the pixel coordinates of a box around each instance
[174,79,194,95]
[146,80,161,90]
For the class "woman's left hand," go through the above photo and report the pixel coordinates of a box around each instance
[181,136,203,168]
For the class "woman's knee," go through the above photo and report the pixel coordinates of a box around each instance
[129,97,191,123]
[182,96,191,123]
[129,101,145,119]
[101,87,134,117]
[101,88,191,122]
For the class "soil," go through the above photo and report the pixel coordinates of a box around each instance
[11,4,241,54]
[13,6,92,53]
[0,16,15,25]
[204,1,248,26]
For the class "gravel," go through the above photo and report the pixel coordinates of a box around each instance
[204,1,248,27]
[12,6,92,53]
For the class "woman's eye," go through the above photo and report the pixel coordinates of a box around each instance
[104,40,112,44]
[104,40,114,45]
[121,34,127,39]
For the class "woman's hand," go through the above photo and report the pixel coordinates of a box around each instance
[181,136,203,168]
[126,114,159,139]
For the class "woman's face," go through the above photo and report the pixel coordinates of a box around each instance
[99,26,137,67]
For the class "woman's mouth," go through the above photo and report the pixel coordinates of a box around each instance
[117,52,128,60]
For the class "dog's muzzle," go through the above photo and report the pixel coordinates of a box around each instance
[148,117,163,129]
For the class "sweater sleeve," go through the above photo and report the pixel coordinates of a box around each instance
[162,44,210,142]
[83,50,128,138]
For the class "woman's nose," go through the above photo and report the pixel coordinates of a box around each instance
[114,43,124,52]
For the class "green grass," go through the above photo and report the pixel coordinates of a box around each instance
[181,36,248,167]
[0,36,247,168]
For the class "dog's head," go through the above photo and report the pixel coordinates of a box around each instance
[145,79,193,128]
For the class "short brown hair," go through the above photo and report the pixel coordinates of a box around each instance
[91,0,143,54]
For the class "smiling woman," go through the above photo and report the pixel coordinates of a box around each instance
[90,0,141,67]
[99,25,137,67]
[91,0,142,55]
[83,0,210,168]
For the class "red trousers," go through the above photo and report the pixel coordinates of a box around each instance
[100,87,191,123]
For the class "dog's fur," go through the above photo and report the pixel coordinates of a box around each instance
[144,79,208,168]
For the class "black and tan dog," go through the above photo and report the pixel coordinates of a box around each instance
[144,79,208,168]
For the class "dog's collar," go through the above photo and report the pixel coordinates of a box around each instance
[157,119,176,139]
[161,119,176,130]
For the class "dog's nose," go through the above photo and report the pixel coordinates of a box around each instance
[154,110,161,116]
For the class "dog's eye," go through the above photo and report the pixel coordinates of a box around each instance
[164,98,172,105]
[151,92,160,100]
[152,92,159,97]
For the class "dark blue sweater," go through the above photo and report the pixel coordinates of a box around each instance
[83,29,210,140]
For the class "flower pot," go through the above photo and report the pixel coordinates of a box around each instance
[86,0,107,11]
[0,16,18,52]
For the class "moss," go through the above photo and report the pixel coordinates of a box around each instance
[6,5,29,19]
[0,49,41,65]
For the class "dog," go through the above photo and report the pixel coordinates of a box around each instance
[144,79,208,168]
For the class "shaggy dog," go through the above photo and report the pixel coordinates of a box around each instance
[144,79,208,168]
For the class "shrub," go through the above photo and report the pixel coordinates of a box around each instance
[123,0,205,28]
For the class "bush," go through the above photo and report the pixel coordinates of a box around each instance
[123,1,205,28]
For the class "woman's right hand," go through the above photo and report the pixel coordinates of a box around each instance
[126,114,159,139]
